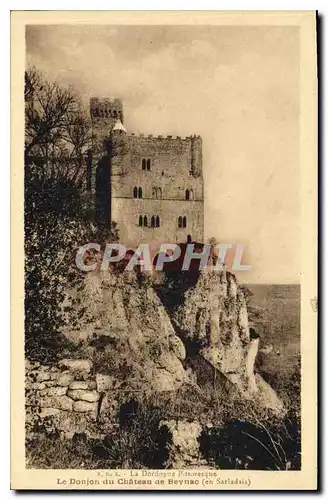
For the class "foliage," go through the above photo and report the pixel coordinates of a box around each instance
[26,432,105,469]
[24,68,119,362]
[260,360,301,416]
[92,399,170,469]
[25,66,92,184]
[200,412,300,470]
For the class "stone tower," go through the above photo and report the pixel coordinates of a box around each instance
[90,97,204,250]
[90,97,124,146]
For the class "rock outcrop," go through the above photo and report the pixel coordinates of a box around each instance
[159,420,208,468]
[26,268,283,442]
[62,271,190,393]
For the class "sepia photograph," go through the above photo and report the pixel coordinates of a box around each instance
[11,10,317,490]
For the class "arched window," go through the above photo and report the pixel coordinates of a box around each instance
[138,215,143,227]
[157,187,162,199]
[185,189,190,200]
[142,159,146,170]
[147,159,151,171]
[178,216,183,228]
[138,187,142,198]
[156,216,160,228]
[143,215,148,227]
[133,186,138,198]
[152,187,157,197]
[183,216,187,228]
[151,215,156,227]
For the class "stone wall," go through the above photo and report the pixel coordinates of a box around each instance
[26,358,117,440]
[110,134,204,248]
[90,96,204,248]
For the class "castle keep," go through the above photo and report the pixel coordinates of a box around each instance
[89,98,204,249]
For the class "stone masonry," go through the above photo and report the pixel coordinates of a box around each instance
[88,97,204,249]
[25,358,118,440]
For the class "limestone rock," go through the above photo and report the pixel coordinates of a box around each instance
[57,412,87,433]
[168,335,186,361]
[61,431,75,440]
[255,374,284,413]
[57,372,74,386]
[69,381,89,390]
[67,389,99,403]
[25,360,40,370]
[39,408,61,418]
[58,359,92,374]
[39,395,73,411]
[39,386,67,397]
[172,270,251,391]
[73,400,98,412]
[160,420,206,468]
[29,370,59,383]
[26,381,47,390]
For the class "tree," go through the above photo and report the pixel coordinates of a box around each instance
[24,68,118,361]
[25,66,92,187]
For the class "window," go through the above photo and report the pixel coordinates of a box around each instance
[142,158,151,170]
[139,215,143,227]
[185,189,194,200]
[156,216,160,228]
[151,215,156,228]
[143,215,148,227]
[152,187,162,199]
[133,186,143,199]
[178,216,187,228]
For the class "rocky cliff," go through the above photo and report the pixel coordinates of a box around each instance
[26,268,283,444]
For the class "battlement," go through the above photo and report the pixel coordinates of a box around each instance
[90,97,124,121]
[127,133,201,142]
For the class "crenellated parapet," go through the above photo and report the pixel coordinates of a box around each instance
[90,97,124,123]
[128,133,201,141]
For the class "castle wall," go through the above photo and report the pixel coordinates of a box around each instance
[111,135,203,200]
[91,97,124,145]
[89,98,204,248]
[109,134,204,248]
[111,198,204,249]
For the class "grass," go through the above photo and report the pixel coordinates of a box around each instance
[26,381,301,470]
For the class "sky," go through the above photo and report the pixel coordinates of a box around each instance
[26,24,300,284]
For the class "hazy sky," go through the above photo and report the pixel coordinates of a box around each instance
[26,25,300,283]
